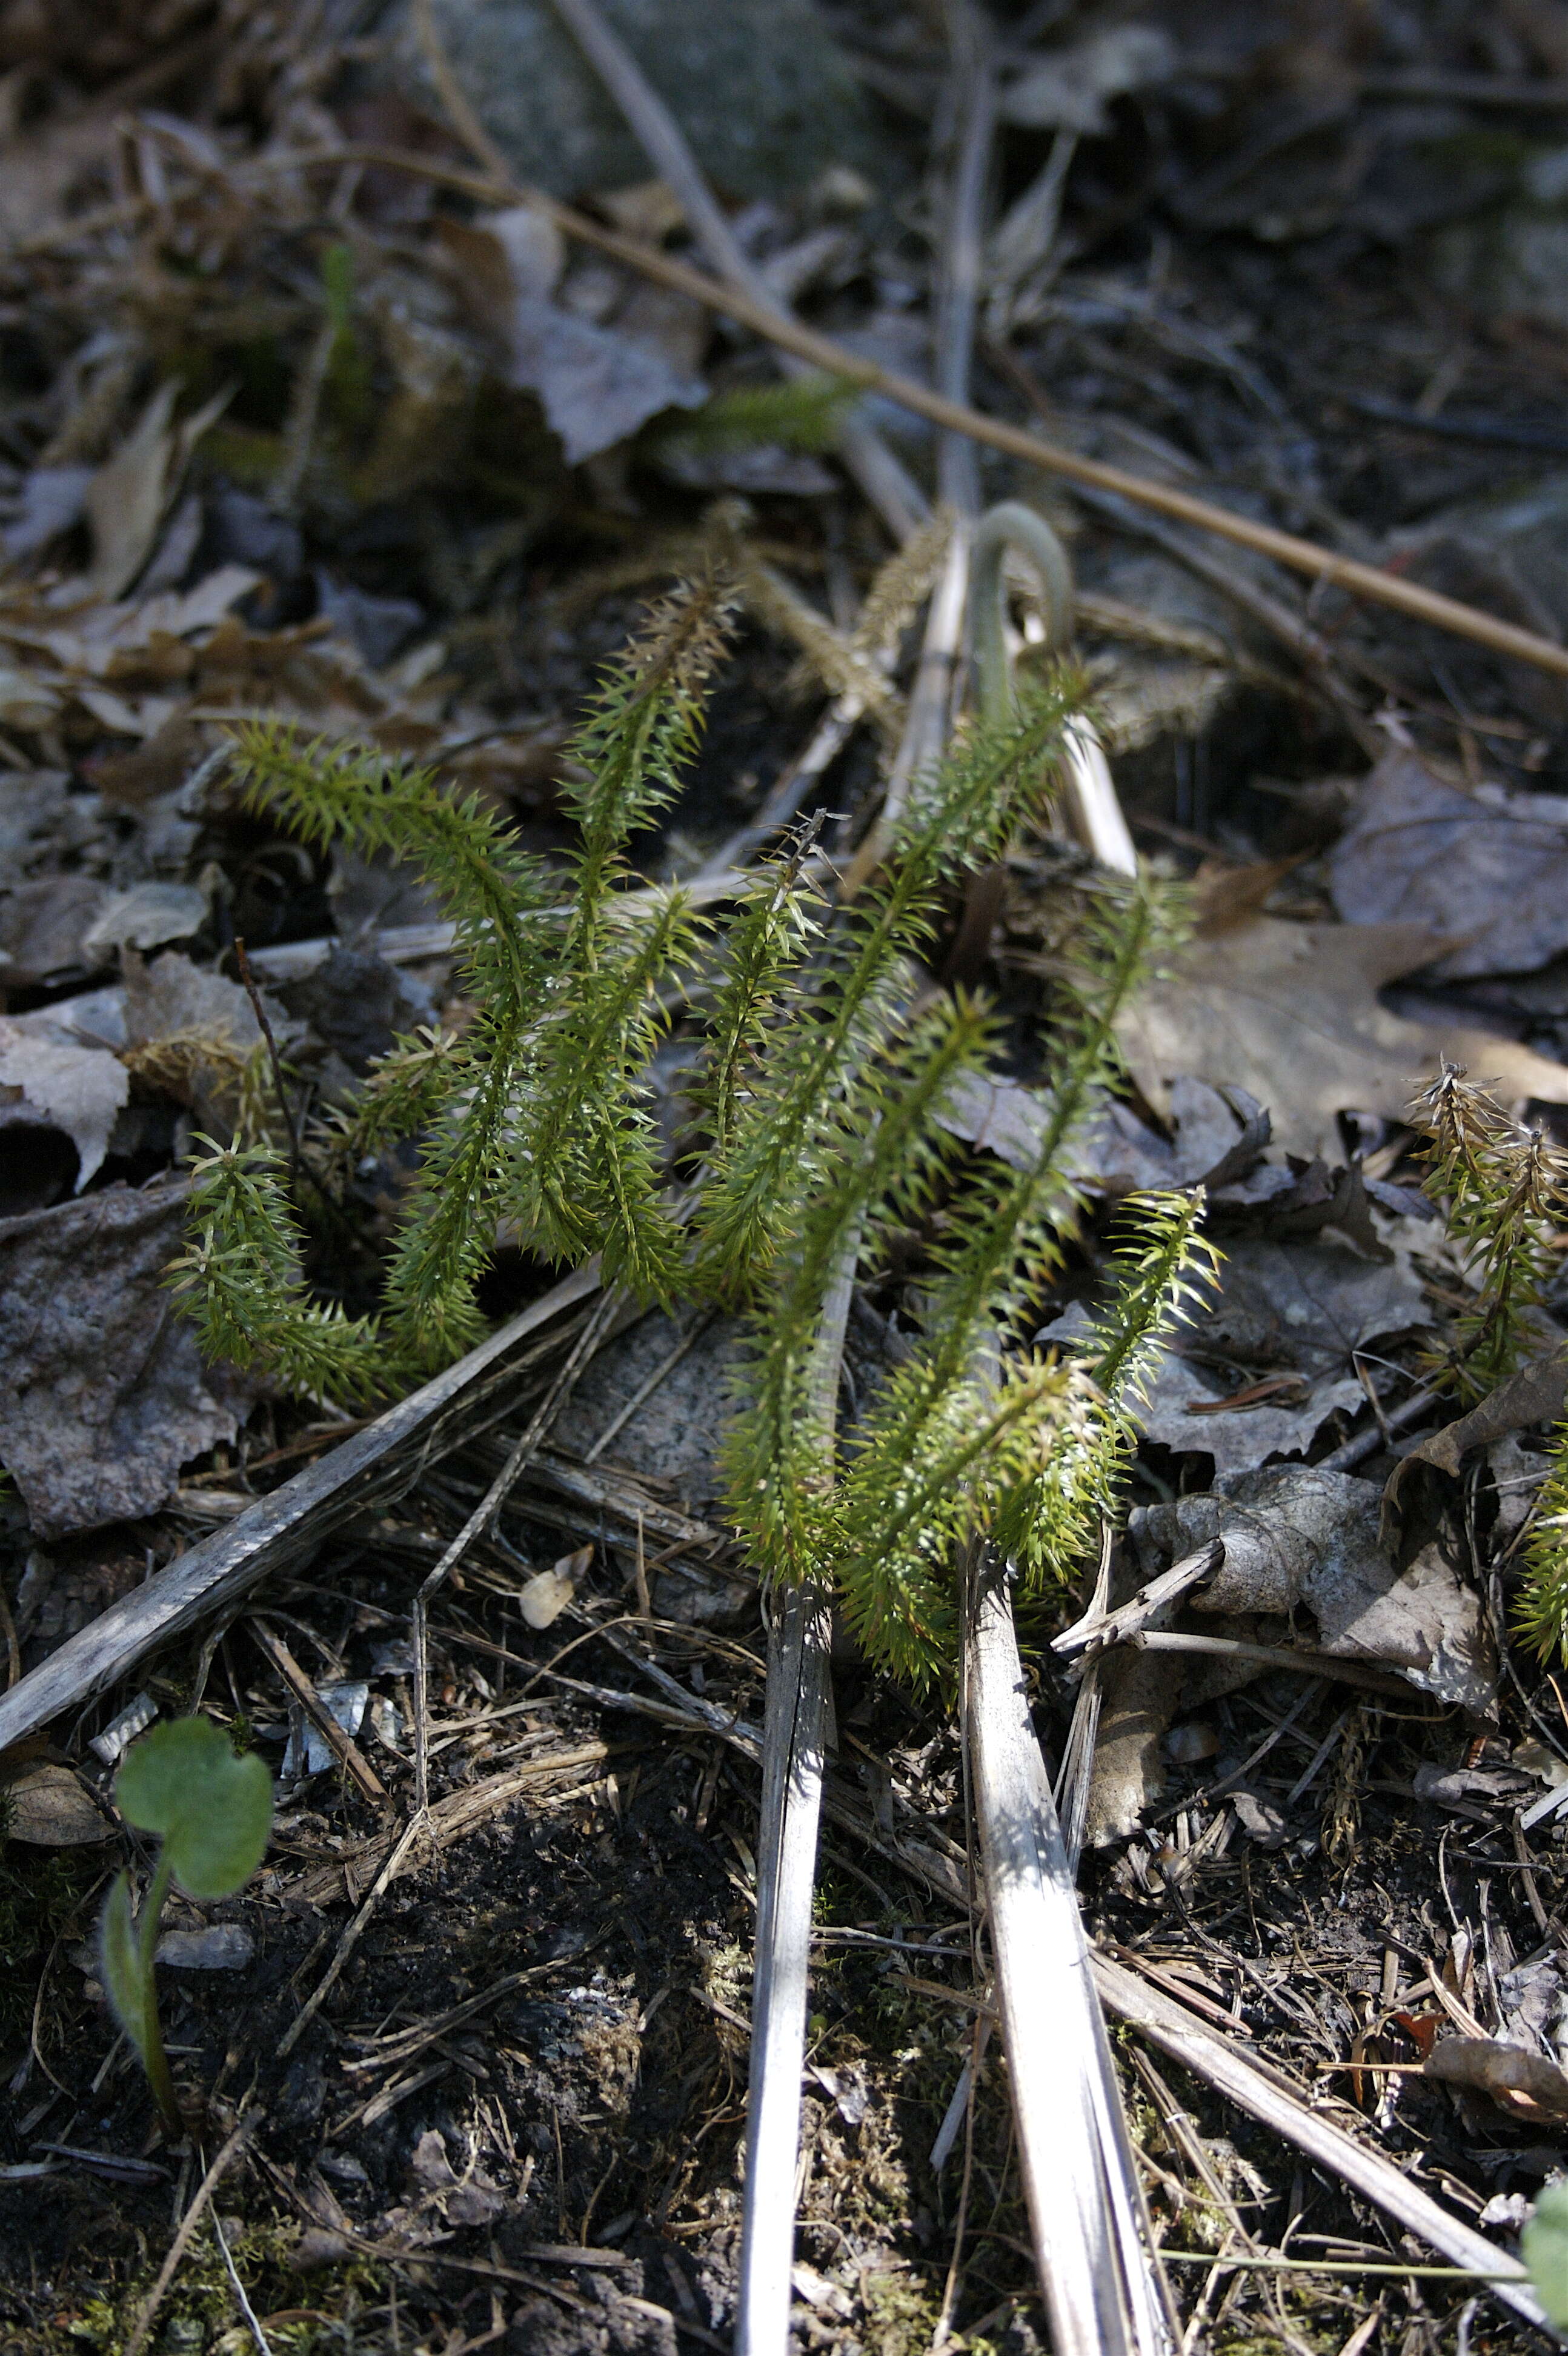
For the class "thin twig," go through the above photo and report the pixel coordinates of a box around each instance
[208,2196,275,2356]
[700,702,858,880]
[278,1812,429,2059]
[249,1619,387,1805]
[1054,1518,1115,1874]
[583,1310,714,1463]
[1092,1954,1547,2335]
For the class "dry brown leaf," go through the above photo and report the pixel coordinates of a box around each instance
[81,382,230,602]
[1391,1348,1568,1487]
[1330,747,1568,980]
[81,381,182,603]
[0,1178,254,1537]
[3,1761,111,1845]
[1426,2035,1568,2120]
[1191,854,1306,934]
[0,1015,128,1190]
[1117,916,1568,1160]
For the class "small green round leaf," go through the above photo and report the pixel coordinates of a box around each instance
[114,1718,273,1898]
[1524,2181,1568,2329]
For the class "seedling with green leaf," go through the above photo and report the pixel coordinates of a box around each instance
[1524,2181,1568,2329]
[99,1717,273,2138]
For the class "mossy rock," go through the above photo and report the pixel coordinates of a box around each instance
[375,0,902,202]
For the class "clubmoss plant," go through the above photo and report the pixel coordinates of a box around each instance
[1412,1058,1568,1399]
[1409,1060,1568,1662]
[172,579,1212,1683]
[100,1717,272,2137]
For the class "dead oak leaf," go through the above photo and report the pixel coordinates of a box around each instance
[1116,915,1568,1161]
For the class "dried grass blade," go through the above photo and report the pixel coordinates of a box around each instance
[966,1542,1177,2356]
[737,1580,832,2356]
[1091,1952,1552,2337]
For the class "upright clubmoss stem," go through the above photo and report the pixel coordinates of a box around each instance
[737,1220,859,2356]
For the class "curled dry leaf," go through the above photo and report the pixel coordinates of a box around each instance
[0,1179,254,1539]
[1134,1464,1497,1715]
[1123,1230,1432,1480]
[1426,2035,1568,2120]
[518,1544,593,1630]
[80,882,208,960]
[81,381,230,602]
[0,1016,128,1192]
[477,202,708,467]
[1330,747,1568,982]
[1388,1347,1568,1491]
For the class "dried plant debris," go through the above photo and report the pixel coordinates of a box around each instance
[0,1179,254,1539]
[1052,1225,1431,1480]
[1133,1466,1497,1715]
[10,0,1568,2346]
[0,1016,128,1200]
[940,1065,1276,1201]
[1117,914,1568,1160]
[1392,1347,1568,1485]
[1330,746,1568,982]
[1086,1460,1497,1844]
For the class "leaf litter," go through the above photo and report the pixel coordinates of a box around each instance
[7,4,1568,2353]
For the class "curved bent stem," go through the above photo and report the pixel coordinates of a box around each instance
[969,499,1138,878]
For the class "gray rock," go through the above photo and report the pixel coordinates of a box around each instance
[156,1922,256,1971]
[379,0,896,202]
